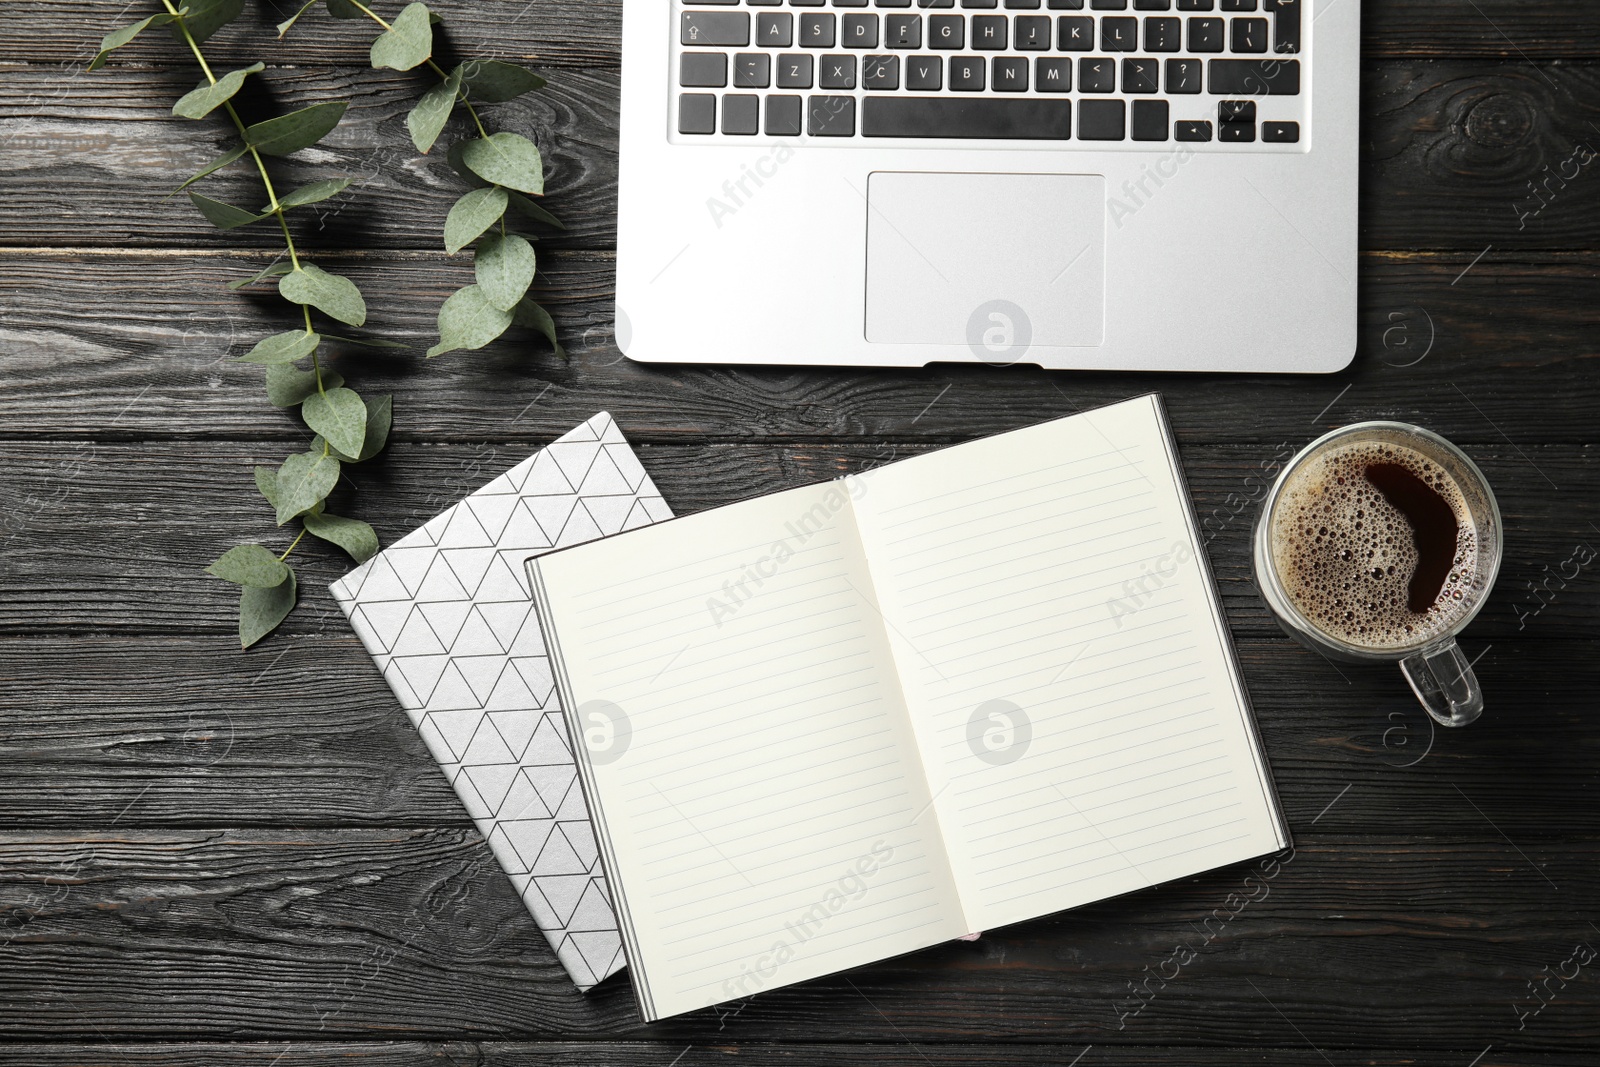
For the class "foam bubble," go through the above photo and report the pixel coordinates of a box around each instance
[1269,441,1478,649]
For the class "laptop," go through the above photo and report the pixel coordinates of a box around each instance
[615,0,1359,374]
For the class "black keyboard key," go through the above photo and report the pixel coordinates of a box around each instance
[819,54,857,89]
[842,13,879,47]
[680,52,728,88]
[733,53,770,88]
[758,12,793,48]
[885,13,922,48]
[1221,0,1256,8]
[1265,0,1300,52]
[1102,16,1137,49]
[681,11,749,47]
[808,95,856,136]
[1079,56,1115,91]
[862,97,1072,139]
[1122,57,1159,92]
[1187,17,1223,51]
[863,54,900,89]
[1176,119,1212,140]
[1177,0,1214,8]
[1057,15,1094,49]
[1263,119,1299,142]
[766,95,802,136]
[949,55,986,91]
[993,56,1029,91]
[1035,56,1072,92]
[1219,98,1255,123]
[1165,57,1202,92]
[906,55,943,90]
[777,53,814,88]
[1016,15,1053,49]
[1078,99,1125,139]
[1231,17,1267,52]
[929,14,965,48]
[678,93,715,135]
[1208,57,1299,93]
[799,13,835,47]
[1144,16,1181,51]
[972,15,1009,49]
[1131,98,1168,140]
[1219,119,1255,141]
[722,94,759,135]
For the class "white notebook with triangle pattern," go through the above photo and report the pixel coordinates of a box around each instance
[330,412,672,990]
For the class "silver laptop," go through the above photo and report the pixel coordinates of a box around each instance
[615,0,1358,373]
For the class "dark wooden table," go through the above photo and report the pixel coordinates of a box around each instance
[3,2,1598,1064]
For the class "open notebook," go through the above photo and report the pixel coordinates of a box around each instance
[528,395,1288,1021]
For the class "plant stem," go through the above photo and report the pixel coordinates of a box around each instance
[162,0,302,271]
[278,527,307,561]
[349,1,490,140]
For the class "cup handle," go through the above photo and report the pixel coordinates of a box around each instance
[1400,640,1483,728]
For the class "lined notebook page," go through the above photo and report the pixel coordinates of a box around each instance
[852,395,1286,933]
[531,482,966,1021]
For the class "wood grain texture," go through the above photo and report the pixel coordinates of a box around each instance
[0,830,1594,1047]
[2,250,1599,444]
[4,63,1600,253]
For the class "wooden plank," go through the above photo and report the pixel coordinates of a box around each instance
[1,250,1597,444]
[4,63,1600,253]
[0,441,1592,638]
[0,1044,1592,1067]
[0,830,1592,1047]
[4,0,1600,65]
[0,630,1592,836]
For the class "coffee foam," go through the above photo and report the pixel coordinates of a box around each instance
[1270,441,1477,649]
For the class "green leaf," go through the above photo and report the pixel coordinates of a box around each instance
[370,2,433,71]
[444,186,508,255]
[280,264,367,327]
[171,144,250,197]
[240,568,297,649]
[507,191,565,229]
[303,512,379,563]
[273,178,353,211]
[321,334,409,350]
[189,191,269,230]
[179,0,245,44]
[513,298,563,355]
[238,329,321,365]
[460,132,544,195]
[228,259,293,290]
[476,233,536,312]
[273,450,340,526]
[326,0,365,17]
[276,0,320,36]
[428,285,513,358]
[311,392,392,462]
[173,62,264,119]
[255,465,282,511]
[457,59,546,103]
[302,386,368,460]
[246,101,348,157]
[446,139,490,189]
[208,544,291,588]
[89,12,181,70]
[265,365,343,408]
[408,68,461,154]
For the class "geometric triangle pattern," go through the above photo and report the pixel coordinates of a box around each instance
[330,412,672,991]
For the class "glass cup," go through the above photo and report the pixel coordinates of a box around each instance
[1252,422,1502,727]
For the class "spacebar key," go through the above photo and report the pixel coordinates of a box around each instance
[862,97,1072,139]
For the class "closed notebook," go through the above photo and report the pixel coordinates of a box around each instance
[330,412,672,990]
[528,394,1290,1021]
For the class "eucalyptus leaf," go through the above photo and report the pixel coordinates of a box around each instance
[475,233,536,312]
[447,139,491,189]
[189,191,269,230]
[428,285,513,358]
[273,450,340,525]
[444,186,508,255]
[280,264,367,327]
[507,191,565,229]
[240,568,296,648]
[89,12,181,70]
[326,0,365,17]
[254,465,282,511]
[310,392,392,462]
[276,0,320,36]
[513,298,563,355]
[227,259,293,290]
[457,59,546,103]
[237,329,321,365]
[273,178,353,211]
[208,544,291,588]
[370,2,433,71]
[173,61,264,119]
[303,512,380,563]
[265,365,344,408]
[302,386,369,460]
[246,101,348,157]
[408,68,461,154]
[460,132,544,195]
[171,144,249,197]
[178,0,246,44]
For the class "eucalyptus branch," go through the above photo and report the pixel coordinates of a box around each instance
[284,0,566,357]
[92,0,403,648]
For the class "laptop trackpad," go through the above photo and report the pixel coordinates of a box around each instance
[865,172,1106,355]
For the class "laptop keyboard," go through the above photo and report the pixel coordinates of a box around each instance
[673,0,1307,146]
